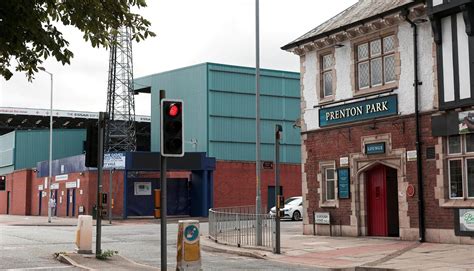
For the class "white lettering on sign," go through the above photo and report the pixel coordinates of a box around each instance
[314,212,330,225]
[66,181,77,189]
[104,153,126,169]
[55,174,68,181]
[325,101,389,121]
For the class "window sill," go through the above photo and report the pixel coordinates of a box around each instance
[320,201,337,208]
[319,96,335,105]
[441,199,474,208]
[355,82,398,97]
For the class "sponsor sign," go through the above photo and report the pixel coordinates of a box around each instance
[455,208,474,237]
[134,182,152,196]
[319,95,398,127]
[459,111,474,134]
[366,142,386,155]
[460,209,474,231]
[55,174,68,181]
[314,212,330,225]
[66,181,77,189]
[50,183,59,190]
[338,168,350,199]
[0,107,150,122]
[104,153,126,170]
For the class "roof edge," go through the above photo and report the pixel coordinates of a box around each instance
[281,0,424,51]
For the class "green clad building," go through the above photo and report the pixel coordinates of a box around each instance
[135,63,302,209]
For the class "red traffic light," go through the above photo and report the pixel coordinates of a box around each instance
[168,104,180,117]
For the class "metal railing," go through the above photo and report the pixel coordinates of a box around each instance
[208,206,274,249]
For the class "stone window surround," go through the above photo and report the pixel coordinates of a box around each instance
[348,134,414,240]
[435,137,474,207]
[317,160,339,208]
[317,47,336,104]
[350,27,400,97]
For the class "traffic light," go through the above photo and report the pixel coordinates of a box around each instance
[161,99,184,157]
[0,175,5,191]
[85,123,98,167]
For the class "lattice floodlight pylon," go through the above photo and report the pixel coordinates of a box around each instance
[105,26,137,152]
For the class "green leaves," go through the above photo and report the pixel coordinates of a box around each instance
[0,0,155,81]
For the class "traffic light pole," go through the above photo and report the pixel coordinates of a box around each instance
[274,124,282,254]
[160,89,167,271]
[96,112,106,256]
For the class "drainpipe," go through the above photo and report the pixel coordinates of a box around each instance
[404,12,426,242]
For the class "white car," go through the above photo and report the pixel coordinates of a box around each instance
[269,196,303,221]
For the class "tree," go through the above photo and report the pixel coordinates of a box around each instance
[0,0,155,81]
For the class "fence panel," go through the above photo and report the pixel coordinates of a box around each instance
[208,207,274,249]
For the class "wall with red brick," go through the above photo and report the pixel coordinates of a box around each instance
[213,161,302,209]
[0,169,33,215]
[304,113,454,232]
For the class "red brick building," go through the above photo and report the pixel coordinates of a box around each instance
[283,0,474,244]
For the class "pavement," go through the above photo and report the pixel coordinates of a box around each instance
[2,215,473,270]
[200,226,474,270]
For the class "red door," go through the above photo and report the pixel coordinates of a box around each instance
[367,165,388,236]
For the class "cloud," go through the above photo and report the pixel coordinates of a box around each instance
[0,0,356,116]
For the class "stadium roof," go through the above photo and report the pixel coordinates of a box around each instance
[0,106,150,136]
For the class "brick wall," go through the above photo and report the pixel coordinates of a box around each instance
[213,161,302,209]
[0,170,33,215]
[304,113,454,231]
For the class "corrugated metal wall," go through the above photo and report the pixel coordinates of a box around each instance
[14,129,86,170]
[207,63,300,163]
[0,131,15,175]
[136,64,208,153]
[138,63,301,163]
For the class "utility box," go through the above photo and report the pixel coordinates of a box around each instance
[176,220,201,271]
[75,215,93,254]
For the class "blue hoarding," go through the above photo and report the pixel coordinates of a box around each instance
[319,95,398,127]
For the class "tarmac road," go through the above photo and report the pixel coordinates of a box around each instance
[0,218,313,270]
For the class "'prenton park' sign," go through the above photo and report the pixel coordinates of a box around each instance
[319,95,398,127]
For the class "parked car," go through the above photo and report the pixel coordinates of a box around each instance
[269,196,303,221]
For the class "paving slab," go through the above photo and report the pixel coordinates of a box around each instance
[203,233,474,270]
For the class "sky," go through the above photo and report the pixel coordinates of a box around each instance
[0,0,357,116]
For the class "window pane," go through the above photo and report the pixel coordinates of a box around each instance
[384,55,396,83]
[327,180,335,200]
[370,40,382,56]
[323,72,332,97]
[358,43,369,60]
[358,61,370,89]
[384,36,395,52]
[326,168,335,180]
[467,159,474,197]
[448,135,461,154]
[466,133,474,152]
[322,54,332,70]
[449,160,463,198]
[371,58,382,86]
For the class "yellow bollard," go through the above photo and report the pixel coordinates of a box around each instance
[177,220,201,270]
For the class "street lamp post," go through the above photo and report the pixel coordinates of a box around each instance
[40,68,53,223]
